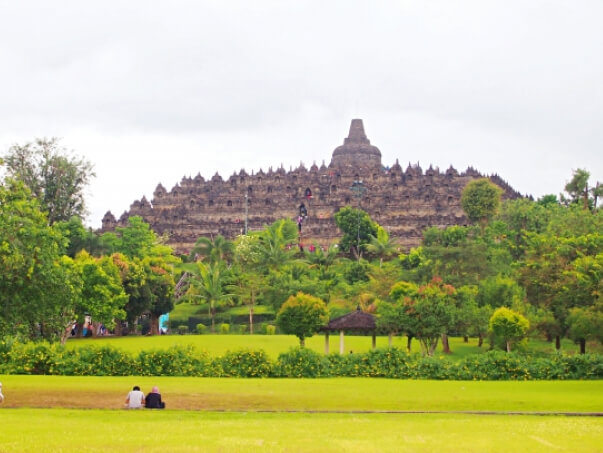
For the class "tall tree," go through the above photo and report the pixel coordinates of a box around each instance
[2,138,94,225]
[562,168,602,211]
[461,178,503,232]
[0,179,76,340]
[74,251,128,336]
[334,207,378,259]
[402,277,457,356]
[185,261,233,332]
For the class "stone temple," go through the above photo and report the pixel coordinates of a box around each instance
[102,119,521,253]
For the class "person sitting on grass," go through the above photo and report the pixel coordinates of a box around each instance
[125,385,145,409]
[145,386,165,409]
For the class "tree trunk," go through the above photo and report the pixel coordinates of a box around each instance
[249,304,254,335]
[150,313,159,336]
[478,333,484,347]
[300,337,305,348]
[506,340,511,353]
[555,335,561,350]
[407,335,413,353]
[428,337,439,356]
[90,322,97,338]
[463,335,469,343]
[441,334,452,354]
[210,307,216,333]
[579,338,586,354]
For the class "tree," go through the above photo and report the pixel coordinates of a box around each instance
[190,234,234,264]
[276,292,328,347]
[0,179,77,340]
[566,303,603,354]
[143,256,176,335]
[2,138,94,225]
[185,261,233,332]
[74,252,128,336]
[366,226,397,267]
[115,216,166,259]
[334,207,378,259]
[488,307,529,352]
[461,178,503,231]
[254,219,299,270]
[562,168,602,211]
[402,277,456,356]
[54,216,105,257]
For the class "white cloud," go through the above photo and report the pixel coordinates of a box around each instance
[1,0,601,227]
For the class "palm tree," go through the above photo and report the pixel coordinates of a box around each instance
[365,226,397,267]
[303,244,340,271]
[254,219,299,270]
[189,235,234,264]
[186,261,233,332]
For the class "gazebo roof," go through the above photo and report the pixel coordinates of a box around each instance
[323,306,376,331]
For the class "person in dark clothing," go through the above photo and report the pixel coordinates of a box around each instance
[145,386,165,409]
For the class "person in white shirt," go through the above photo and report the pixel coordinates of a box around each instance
[125,385,145,408]
[0,382,4,403]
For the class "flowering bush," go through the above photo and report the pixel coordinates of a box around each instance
[220,349,272,377]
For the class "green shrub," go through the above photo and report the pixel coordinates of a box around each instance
[454,351,530,380]
[275,347,330,377]
[265,325,276,335]
[177,325,189,335]
[2,341,62,375]
[220,349,273,377]
[137,345,217,377]
[363,348,412,378]
[196,323,207,335]
[237,324,248,334]
[219,323,230,334]
[64,345,138,376]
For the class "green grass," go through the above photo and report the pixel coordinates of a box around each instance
[2,377,601,452]
[65,333,592,360]
[2,375,602,412]
[1,409,601,453]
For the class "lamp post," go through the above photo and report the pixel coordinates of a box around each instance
[350,180,367,261]
[244,192,248,235]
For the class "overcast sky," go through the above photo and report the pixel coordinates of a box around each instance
[1,0,602,228]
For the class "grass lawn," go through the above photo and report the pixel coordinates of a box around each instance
[65,333,593,360]
[1,375,601,412]
[1,409,601,453]
[1,377,601,452]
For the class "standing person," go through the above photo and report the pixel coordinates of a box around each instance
[145,386,165,409]
[0,382,4,403]
[125,385,145,408]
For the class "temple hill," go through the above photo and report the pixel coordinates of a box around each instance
[101,119,522,253]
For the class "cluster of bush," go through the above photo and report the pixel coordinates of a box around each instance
[1,340,601,380]
[172,323,277,335]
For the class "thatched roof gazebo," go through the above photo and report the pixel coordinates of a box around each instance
[321,306,376,354]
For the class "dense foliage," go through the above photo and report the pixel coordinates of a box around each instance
[0,342,600,380]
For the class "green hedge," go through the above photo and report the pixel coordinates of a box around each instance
[0,341,601,380]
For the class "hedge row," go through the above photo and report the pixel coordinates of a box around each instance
[0,341,601,380]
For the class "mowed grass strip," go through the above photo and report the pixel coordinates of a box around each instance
[65,334,591,359]
[1,375,601,412]
[0,409,601,453]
